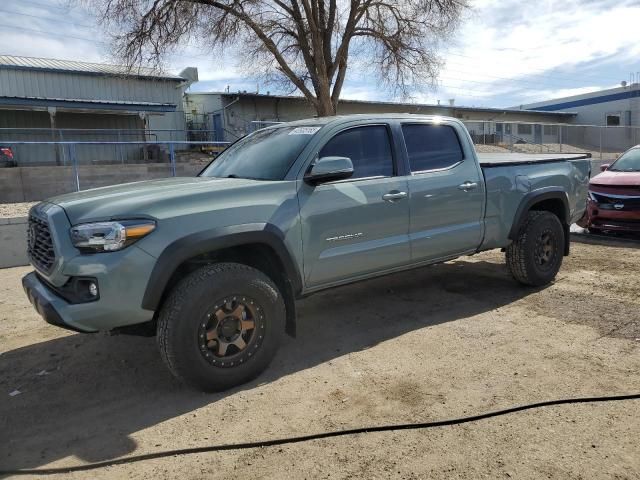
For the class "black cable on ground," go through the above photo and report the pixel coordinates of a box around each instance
[2,393,638,476]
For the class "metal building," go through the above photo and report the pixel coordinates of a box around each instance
[520,83,640,152]
[183,91,576,143]
[0,55,196,165]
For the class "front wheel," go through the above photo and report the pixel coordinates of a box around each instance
[506,211,564,286]
[157,263,285,392]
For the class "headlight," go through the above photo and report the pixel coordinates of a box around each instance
[588,191,598,202]
[70,220,156,252]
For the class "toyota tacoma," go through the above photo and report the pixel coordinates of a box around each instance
[22,115,591,391]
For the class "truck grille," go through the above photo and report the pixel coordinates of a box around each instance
[591,192,640,210]
[28,213,56,273]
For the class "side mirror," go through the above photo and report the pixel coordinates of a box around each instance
[304,156,354,185]
[600,163,610,172]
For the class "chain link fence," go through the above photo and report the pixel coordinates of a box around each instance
[1,122,639,202]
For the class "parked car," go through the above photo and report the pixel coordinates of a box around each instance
[583,146,640,233]
[0,145,16,167]
[22,114,590,391]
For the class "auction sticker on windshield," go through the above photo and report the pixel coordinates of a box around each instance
[288,127,321,135]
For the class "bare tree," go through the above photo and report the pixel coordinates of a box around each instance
[91,0,467,116]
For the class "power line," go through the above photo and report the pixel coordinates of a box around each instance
[0,9,95,29]
[17,0,71,11]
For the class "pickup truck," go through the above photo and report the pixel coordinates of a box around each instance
[22,114,591,391]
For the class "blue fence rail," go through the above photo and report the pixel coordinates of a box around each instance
[0,140,230,193]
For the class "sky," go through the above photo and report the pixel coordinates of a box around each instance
[1,0,639,108]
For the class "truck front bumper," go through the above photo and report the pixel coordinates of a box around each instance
[22,243,158,333]
[22,272,95,333]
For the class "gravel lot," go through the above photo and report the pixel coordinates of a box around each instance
[1,238,639,479]
[0,202,36,219]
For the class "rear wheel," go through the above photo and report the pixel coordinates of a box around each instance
[157,262,285,392]
[506,211,564,286]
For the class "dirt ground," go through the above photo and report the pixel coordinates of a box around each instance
[1,237,639,479]
[0,203,36,219]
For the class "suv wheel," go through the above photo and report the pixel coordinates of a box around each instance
[506,211,564,286]
[157,262,285,392]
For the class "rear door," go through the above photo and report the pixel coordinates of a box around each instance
[298,124,410,288]
[401,121,485,262]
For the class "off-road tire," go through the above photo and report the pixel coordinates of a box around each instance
[506,211,564,286]
[157,262,285,392]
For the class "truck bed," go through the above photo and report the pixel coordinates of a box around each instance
[478,152,591,168]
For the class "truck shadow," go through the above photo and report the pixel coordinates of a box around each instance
[0,257,542,473]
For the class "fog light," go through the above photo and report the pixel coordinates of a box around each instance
[88,282,98,297]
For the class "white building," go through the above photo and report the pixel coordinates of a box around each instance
[520,83,640,152]
[521,83,640,127]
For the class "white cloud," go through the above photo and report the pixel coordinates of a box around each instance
[0,0,638,108]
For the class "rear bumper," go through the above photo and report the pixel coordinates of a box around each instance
[22,272,95,333]
[585,200,640,232]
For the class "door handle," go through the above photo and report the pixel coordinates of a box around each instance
[458,181,478,191]
[382,191,408,202]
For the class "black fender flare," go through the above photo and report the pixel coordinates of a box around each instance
[508,188,571,255]
[141,223,302,312]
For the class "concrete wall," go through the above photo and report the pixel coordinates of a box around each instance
[0,163,202,203]
[0,217,28,268]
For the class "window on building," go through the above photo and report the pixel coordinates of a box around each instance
[543,125,559,136]
[517,124,533,135]
[606,114,621,126]
[319,125,394,179]
[401,124,464,172]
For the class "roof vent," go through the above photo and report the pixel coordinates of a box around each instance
[178,67,198,89]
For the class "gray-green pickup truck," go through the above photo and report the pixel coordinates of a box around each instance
[22,114,591,391]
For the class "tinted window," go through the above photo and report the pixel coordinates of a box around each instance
[319,125,393,179]
[401,124,464,172]
[606,114,621,126]
[201,126,318,180]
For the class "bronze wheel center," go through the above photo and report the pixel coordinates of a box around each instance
[198,297,261,362]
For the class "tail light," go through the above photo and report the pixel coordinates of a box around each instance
[0,147,13,159]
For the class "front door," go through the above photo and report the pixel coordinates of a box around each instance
[400,122,484,262]
[298,124,410,288]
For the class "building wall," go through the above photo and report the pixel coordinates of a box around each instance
[184,92,575,142]
[0,68,183,105]
[522,84,640,124]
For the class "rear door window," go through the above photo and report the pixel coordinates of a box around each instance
[319,125,394,179]
[401,124,464,172]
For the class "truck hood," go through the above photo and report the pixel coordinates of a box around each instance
[48,176,271,224]
[590,170,640,187]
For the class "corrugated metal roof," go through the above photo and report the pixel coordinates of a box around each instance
[0,55,183,80]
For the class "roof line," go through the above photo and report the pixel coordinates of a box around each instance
[187,91,577,116]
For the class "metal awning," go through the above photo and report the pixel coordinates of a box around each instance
[0,96,177,113]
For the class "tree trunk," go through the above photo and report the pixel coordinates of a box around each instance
[315,91,336,116]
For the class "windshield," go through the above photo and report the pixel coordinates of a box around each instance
[200,126,321,180]
[609,148,640,172]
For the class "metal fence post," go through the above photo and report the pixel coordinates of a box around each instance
[599,128,603,160]
[559,127,563,153]
[169,143,176,177]
[69,143,80,191]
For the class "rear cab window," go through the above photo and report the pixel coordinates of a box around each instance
[319,125,394,179]
[401,124,464,173]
